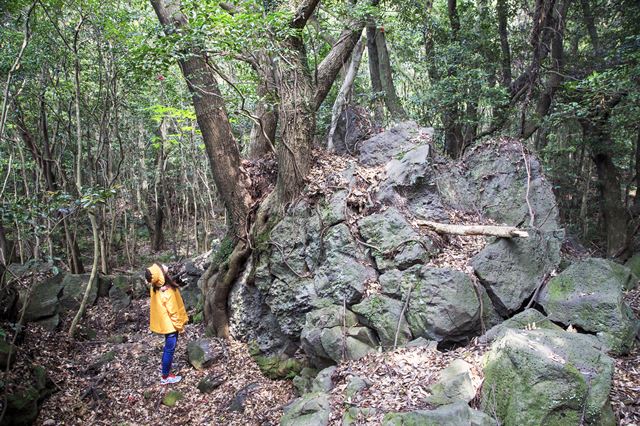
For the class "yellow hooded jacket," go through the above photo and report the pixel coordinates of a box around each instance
[148,264,189,334]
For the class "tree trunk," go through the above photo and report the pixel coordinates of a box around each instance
[367,26,385,124]
[593,152,628,257]
[327,33,365,151]
[496,0,512,88]
[633,128,640,214]
[522,0,568,141]
[151,0,252,239]
[274,35,315,205]
[247,77,277,159]
[313,24,365,110]
[580,0,599,54]
[375,29,407,121]
[68,211,99,338]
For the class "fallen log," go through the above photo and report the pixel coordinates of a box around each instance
[416,220,529,238]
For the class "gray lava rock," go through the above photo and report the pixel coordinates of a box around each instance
[358,208,431,271]
[380,266,490,343]
[437,140,560,232]
[21,273,65,323]
[352,294,411,348]
[301,305,378,367]
[472,230,561,316]
[281,392,331,426]
[187,338,224,370]
[59,274,100,312]
[383,401,497,426]
[481,328,615,426]
[359,121,433,166]
[539,257,640,355]
[426,359,475,406]
[480,308,561,344]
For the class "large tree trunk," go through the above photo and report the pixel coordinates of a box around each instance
[313,24,365,110]
[367,26,385,124]
[274,35,316,205]
[496,0,512,88]
[593,152,628,257]
[522,0,569,141]
[151,0,252,239]
[375,29,407,121]
[248,77,277,159]
[327,34,366,151]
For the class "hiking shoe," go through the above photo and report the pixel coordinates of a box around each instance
[160,374,182,385]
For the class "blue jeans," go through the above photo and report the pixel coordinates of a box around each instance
[162,332,178,377]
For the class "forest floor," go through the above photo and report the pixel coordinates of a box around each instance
[2,283,639,425]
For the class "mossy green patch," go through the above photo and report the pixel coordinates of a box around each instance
[162,390,184,407]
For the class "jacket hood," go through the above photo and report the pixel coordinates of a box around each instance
[147,263,165,287]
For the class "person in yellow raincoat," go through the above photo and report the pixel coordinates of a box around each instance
[146,263,188,385]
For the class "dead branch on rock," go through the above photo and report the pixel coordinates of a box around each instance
[416,221,529,238]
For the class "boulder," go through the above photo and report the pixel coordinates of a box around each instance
[383,401,497,426]
[352,294,412,348]
[21,273,65,323]
[198,374,225,393]
[344,375,370,399]
[109,274,147,299]
[2,387,40,426]
[426,359,475,406]
[187,338,224,370]
[228,382,259,412]
[1,365,56,426]
[481,328,615,426]
[376,144,448,223]
[293,367,318,396]
[108,284,131,311]
[359,121,433,166]
[311,366,337,393]
[314,224,377,304]
[624,254,640,288]
[229,257,292,355]
[341,407,378,425]
[539,257,639,355]
[358,208,431,271]
[380,266,489,343]
[301,305,378,367]
[472,230,561,316]
[480,308,561,344]
[281,392,331,426]
[437,140,560,232]
[59,274,100,312]
[0,282,18,320]
[179,284,202,312]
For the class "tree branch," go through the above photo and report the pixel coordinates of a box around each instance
[416,221,529,238]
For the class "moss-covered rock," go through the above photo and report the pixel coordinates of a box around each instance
[59,273,100,312]
[426,359,475,406]
[472,230,561,316]
[380,266,490,344]
[481,328,615,426]
[249,344,302,380]
[162,390,184,407]
[539,257,639,355]
[2,386,40,426]
[358,208,431,271]
[187,339,223,370]
[383,402,496,426]
[21,273,65,323]
[280,392,330,426]
[480,308,562,344]
[352,294,412,348]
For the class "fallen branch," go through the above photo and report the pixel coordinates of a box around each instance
[416,221,529,238]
